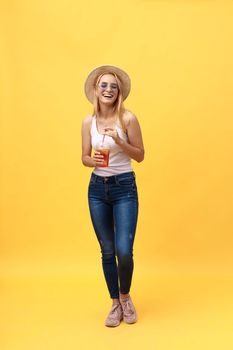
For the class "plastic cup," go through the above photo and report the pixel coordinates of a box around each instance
[96,148,110,167]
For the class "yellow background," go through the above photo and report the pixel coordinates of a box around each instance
[1,1,233,349]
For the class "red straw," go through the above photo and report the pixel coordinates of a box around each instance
[101,134,105,147]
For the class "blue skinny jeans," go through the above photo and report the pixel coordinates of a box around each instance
[88,171,138,299]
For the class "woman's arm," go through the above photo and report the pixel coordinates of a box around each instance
[81,116,104,167]
[104,112,145,163]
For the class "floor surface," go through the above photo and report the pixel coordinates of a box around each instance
[1,262,232,350]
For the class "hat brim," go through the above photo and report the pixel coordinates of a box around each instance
[84,65,131,103]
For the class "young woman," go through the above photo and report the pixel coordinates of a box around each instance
[81,65,144,327]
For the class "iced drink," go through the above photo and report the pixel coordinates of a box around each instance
[96,148,110,167]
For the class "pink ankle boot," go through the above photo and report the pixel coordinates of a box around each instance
[105,302,123,327]
[120,296,137,324]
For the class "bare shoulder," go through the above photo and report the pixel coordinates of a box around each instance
[82,115,93,126]
[122,110,139,127]
[82,115,93,132]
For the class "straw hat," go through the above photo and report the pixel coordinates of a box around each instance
[84,64,131,103]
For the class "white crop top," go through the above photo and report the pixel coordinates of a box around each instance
[90,115,133,176]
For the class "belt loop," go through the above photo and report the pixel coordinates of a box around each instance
[92,173,97,183]
[115,174,119,185]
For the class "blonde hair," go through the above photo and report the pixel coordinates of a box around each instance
[92,72,127,132]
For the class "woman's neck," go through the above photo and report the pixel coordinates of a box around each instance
[98,103,116,119]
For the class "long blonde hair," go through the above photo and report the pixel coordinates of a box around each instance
[92,72,127,132]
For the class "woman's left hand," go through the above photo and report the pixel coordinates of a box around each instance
[103,127,119,142]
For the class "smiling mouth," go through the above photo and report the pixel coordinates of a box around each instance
[103,94,113,98]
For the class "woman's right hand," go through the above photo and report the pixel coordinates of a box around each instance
[92,151,104,167]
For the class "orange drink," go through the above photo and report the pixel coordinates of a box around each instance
[96,148,110,167]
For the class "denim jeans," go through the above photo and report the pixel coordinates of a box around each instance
[88,171,138,299]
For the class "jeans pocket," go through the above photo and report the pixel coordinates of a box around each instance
[118,178,134,186]
[118,178,137,192]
